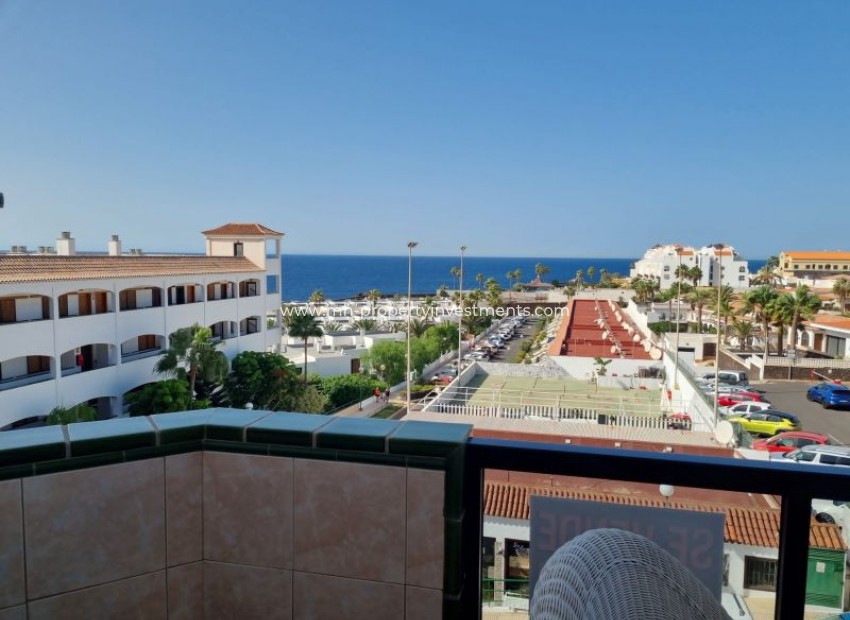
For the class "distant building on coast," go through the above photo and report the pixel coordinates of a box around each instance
[778,250,850,283]
[0,223,283,428]
[630,243,749,290]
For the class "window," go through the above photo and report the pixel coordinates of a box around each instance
[663,265,670,271]
[722,554,729,587]
[234,242,244,257]
[738,275,746,281]
[138,335,157,351]
[267,275,278,295]
[739,266,746,272]
[744,556,777,591]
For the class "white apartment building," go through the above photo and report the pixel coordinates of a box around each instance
[630,243,750,290]
[0,223,283,429]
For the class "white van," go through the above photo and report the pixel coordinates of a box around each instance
[703,371,749,386]
[772,445,850,467]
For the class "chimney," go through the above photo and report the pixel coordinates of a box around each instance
[10,245,28,254]
[108,234,122,256]
[56,232,76,256]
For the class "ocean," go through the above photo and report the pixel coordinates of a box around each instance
[279,255,768,302]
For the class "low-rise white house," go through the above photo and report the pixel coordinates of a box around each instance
[0,223,283,428]
[631,243,750,290]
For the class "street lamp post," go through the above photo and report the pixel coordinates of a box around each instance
[713,243,724,427]
[674,248,682,391]
[407,241,418,414]
[458,245,467,372]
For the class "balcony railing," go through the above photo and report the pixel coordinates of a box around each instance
[460,437,849,620]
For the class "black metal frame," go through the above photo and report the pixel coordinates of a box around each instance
[460,437,850,620]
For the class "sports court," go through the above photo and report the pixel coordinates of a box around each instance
[446,372,666,417]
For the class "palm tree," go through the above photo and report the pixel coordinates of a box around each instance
[657,287,675,321]
[466,288,484,307]
[686,288,715,334]
[766,295,795,355]
[730,319,754,351]
[599,268,608,285]
[288,313,323,382]
[407,317,432,338]
[743,286,780,359]
[436,284,449,299]
[674,263,690,283]
[630,277,651,303]
[353,318,379,332]
[450,266,461,291]
[574,269,584,290]
[751,265,781,288]
[486,285,503,309]
[476,273,484,290]
[155,323,228,399]
[710,285,736,343]
[309,289,326,303]
[506,267,522,286]
[688,266,703,288]
[833,277,850,313]
[366,289,381,315]
[323,320,343,332]
[535,263,551,281]
[586,266,596,288]
[780,285,822,350]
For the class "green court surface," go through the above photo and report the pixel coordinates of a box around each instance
[459,373,664,416]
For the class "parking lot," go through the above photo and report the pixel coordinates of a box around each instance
[756,380,850,446]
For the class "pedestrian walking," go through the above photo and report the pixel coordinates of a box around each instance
[383,387,390,402]
[374,387,382,402]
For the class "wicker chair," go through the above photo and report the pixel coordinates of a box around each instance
[531,528,732,619]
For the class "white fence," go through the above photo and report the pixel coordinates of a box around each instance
[419,401,708,432]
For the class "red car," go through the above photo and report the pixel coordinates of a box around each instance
[716,392,766,407]
[752,431,829,453]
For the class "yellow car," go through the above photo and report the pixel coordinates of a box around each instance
[726,411,802,437]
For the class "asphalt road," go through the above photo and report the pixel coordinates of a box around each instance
[757,380,850,446]
[495,318,542,363]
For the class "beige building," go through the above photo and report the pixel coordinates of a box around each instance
[779,251,850,282]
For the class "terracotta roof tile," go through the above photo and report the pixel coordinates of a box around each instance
[810,313,850,331]
[484,481,846,551]
[202,223,283,237]
[0,255,263,284]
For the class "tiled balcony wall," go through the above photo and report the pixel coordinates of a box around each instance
[0,411,470,620]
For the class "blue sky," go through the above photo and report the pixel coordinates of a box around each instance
[1,1,848,258]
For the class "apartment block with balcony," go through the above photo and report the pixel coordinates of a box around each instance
[0,224,284,429]
[630,243,749,290]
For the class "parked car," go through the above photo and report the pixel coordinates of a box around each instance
[752,431,829,453]
[716,392,767,408]
[771,445,850,468]
[702,370,749,386]
[721,401,773,417]
[726,411,802,437]
[806,383,850,409]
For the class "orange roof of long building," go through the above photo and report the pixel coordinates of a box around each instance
[782,251,850,261]
[0,255,262,284]
[484,481,846,551]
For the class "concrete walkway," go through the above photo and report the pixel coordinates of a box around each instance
[334,390,404,418]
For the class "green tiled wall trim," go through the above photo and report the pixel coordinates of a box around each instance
[0,409,471,479]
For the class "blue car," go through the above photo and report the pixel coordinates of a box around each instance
[807,382,850,409]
